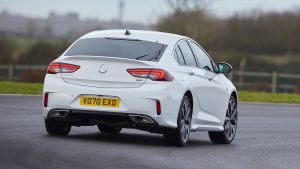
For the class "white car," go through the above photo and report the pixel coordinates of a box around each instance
[43,30,238,146]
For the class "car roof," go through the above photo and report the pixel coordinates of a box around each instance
[80,30,189,45]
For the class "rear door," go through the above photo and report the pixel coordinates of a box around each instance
[176,40,213,123]
[188,41,228,122]
[60,38,167,88]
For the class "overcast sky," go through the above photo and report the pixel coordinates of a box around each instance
[1,0,300,24]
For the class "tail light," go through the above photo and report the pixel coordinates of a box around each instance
[127,68,174,81]
[47,62,80,74]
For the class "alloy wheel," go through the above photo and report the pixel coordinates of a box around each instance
[224,98,238,141]
[180,99,191,143]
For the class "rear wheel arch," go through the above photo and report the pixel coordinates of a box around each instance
[208,94,238,144]
[164,93,193,146]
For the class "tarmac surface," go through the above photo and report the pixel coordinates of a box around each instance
[0,95,299,169]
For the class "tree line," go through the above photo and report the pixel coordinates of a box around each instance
[155,0,300,73]
[1,1,300,74]
[0,38,69,65]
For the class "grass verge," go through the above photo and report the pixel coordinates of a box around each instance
[0,81,43,95]
[0,81,300,104]
[238,91,300,104]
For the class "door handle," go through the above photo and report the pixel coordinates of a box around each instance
[188,72,195,76]
[207,76,213,81]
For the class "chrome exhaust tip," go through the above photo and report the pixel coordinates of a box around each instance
[49,110,70,118]
[129,115,154,124]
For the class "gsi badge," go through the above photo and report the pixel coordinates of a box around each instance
[99,64,108,73]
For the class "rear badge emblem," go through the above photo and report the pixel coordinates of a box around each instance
[99,64,108,73]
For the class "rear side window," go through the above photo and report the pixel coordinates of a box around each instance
[189,42,214,71]
[174,46,186,66]
[64,38,167,62]
[178,41,198,67]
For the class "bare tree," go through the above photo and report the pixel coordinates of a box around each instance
[165,0,189,11]
[165,0,213,11]
[157,0,217,49]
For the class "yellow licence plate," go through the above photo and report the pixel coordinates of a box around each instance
[80,96,120,108]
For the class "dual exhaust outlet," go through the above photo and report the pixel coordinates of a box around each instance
[128,115,155,124]
[48,110,155,124]
[48,110,70,118]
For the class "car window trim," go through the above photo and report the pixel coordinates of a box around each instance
[177,45,187,66]
[177,40,198,69]
[189,40,217,73]
[172,45,187,67]
[174,49,180,63]
[186,40,201,68]
[175,48,186,66]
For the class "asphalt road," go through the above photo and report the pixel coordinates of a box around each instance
[0,95,300,169]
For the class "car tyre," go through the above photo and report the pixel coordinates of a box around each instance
[209,96,238,144]
[45,119,71,136]
[97,124,122,134]
[163,95,192,147]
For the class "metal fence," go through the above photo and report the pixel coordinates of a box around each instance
[0,64,47,81]
[229,71,300,93]
[0,64,300,93]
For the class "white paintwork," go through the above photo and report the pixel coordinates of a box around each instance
[43,30,237,132]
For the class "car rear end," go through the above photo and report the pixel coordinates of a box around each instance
[43,31,183,133]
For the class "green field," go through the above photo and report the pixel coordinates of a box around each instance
[238,91,300,104]
[0,81,300,104]
[0,81,43,95]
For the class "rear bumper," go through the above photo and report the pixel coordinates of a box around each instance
[43,75,184,128]
[46,109,163,133]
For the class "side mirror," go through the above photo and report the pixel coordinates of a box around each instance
[217,62,232,74]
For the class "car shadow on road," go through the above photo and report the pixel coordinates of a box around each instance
[45,131,216,147]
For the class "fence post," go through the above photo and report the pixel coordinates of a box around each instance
[228,72,233,81]
[239,58,247,89]
[8,64,14,81]
[271,71,277,93]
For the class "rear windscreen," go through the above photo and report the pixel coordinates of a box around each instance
[64,38,167,62]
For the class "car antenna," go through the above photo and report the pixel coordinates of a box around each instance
[124,30,131,35]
